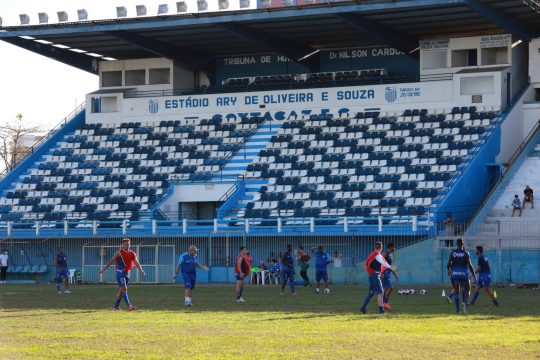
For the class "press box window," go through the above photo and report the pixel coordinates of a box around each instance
[423,50,447,69]
[125,69,146,86]
[481,47,508,65]
[149,68,171,85]
[101,71,122,87]
[451,49,477,67]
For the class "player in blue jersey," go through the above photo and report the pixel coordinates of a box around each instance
[470,246,499,306]
[447,238,476,314]
[54,247,71,294]
[174,245,209,307]
[311,246,332,294]
[381,243,399,311]
[280,244,297,296]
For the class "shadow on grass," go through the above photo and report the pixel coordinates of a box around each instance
[1,284,539,319]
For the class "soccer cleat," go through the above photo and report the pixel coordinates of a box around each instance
[111,307,120,311]
[461,303,468,314]
[446,297,452,304]
[127,305,137,311]
[493,290,498,299]
[57,291,62,295]
[291,293,297,297]
[185,302,192,307]
[64,290,72,294]
[383,303,392,311]
[237,297,245,303]
[315,288,320,294]
[360,307,367,314]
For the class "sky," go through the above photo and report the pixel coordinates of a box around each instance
[0,0,211,131]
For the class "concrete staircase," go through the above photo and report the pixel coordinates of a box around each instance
[471,144,540,244]
[217,121,281,178]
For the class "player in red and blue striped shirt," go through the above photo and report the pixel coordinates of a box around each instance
[98,238,145,311]
[360,242,396,314]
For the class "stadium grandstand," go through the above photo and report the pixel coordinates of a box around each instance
[0,0,539,285]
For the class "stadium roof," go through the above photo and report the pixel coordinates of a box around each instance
[0,0,539,75]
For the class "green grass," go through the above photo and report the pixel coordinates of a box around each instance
[1,284,539,359]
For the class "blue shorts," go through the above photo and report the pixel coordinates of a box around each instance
[281,269,295,283]
[477,273,491,288]
[368,274,383,295]
[315,269,328,282]
[381,275,392,290]
[56,268,69,282]
[116,272,130,288]
[182,272,196,289]
[451,275,469,287]
[235,273,246,281]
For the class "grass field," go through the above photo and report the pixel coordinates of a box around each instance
[1,284,539,359]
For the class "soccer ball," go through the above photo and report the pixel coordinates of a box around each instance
[324,288,331,294]
[409,289,416,295]
[420,289,427,295]
[398,289,409,295]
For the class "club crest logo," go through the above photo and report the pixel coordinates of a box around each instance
[385,86,397,103]
[148,99,159,114]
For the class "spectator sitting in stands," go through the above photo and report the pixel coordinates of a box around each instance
[511,194,522,217]
[524,185,534,209]
[259,261,266,271]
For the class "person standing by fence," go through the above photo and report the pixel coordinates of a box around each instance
[0,249,8,284]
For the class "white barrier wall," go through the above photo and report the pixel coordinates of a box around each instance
[86,73,504,125]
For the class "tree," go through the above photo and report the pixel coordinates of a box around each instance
[0,114,41,172]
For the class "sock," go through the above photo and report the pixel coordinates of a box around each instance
[383,295,388,304]
[461,288,468,305]
[378,306,384,314]
[289,281,295,294]
[471,291,480,304]
[361,292,374,310]
[454,294,460,312]
[237,286,243,300]
[448,292,454,299]
[56,283,60,292]
[122,291,130,306]
[115,298,121,308]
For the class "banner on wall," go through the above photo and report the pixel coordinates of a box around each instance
[122,81,454,119]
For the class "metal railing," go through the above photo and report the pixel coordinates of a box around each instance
[123,76,417,99]
[0,102,85,180]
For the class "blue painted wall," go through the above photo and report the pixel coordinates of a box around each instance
[435,126,501,222]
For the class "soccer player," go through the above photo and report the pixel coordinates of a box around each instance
[470,246,499,307]
[360,242,396,314]
[311,246,332,294]
[54,247,71,294]
[235,247,250,302]
[447,238,476,314]
[173,245,209,307]
[297,245,312,287]
[280,244,297,296]
[381,243,399,310]
[98,238,145,311]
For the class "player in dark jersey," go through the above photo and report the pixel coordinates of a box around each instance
[447,238,476,314]
[360,242,396,314]
[98,238,145,311]
[54,247,71,294]
[280,244,297,296]
[381,243,399,311]
[235,247,250,303]
[470,246,499,306]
